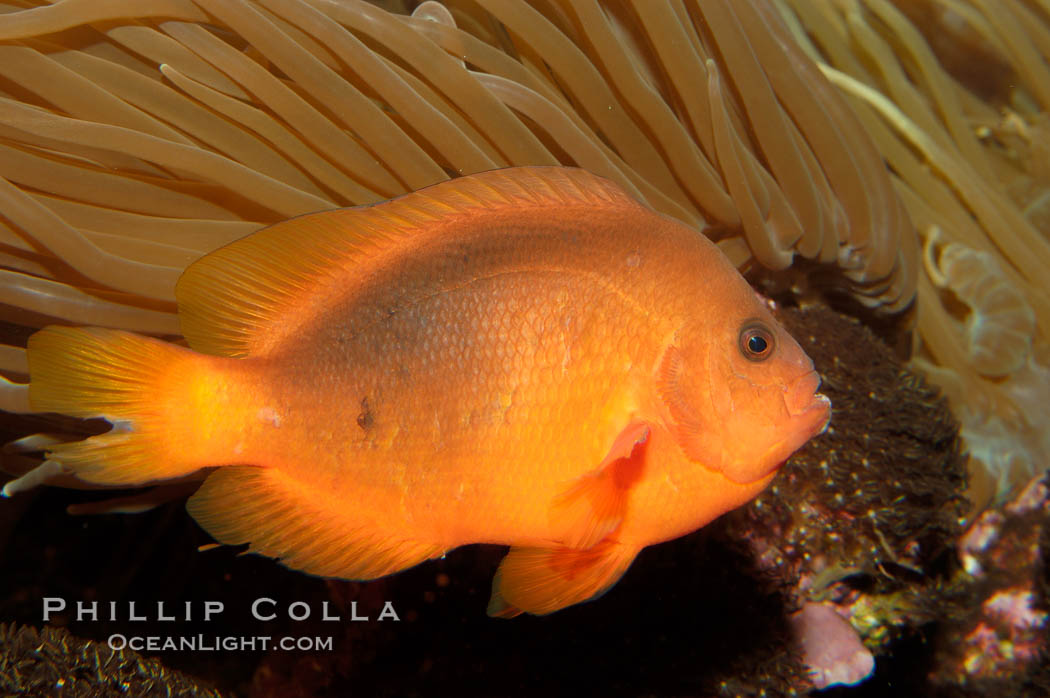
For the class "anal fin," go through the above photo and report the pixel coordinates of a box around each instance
[488,541,640,617]
[549,421,649,549]
[187,466,445,580]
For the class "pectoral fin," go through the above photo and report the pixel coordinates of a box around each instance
[488,541,640,617]
[549,421,649,549]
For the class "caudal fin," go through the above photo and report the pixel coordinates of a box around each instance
[27,326,211,486]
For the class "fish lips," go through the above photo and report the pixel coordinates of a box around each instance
[718,370,831,485]
[737,371,829,483]
[784,369,832,436]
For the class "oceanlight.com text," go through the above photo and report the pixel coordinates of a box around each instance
[107,634,335,652]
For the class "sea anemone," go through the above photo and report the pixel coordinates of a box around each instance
[775,0,1050,510]
[0,0,912,346]
[0,0,1046,508]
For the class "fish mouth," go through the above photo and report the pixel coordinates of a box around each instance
[718,371,832,485]
[784,370,832,435]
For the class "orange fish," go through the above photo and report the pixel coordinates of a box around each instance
[24,167,829,617]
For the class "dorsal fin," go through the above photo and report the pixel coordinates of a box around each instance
[176,166,640,357]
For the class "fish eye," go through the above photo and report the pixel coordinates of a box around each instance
[738,322,775,362]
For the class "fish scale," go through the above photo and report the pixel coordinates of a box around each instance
[297,272,645,541]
